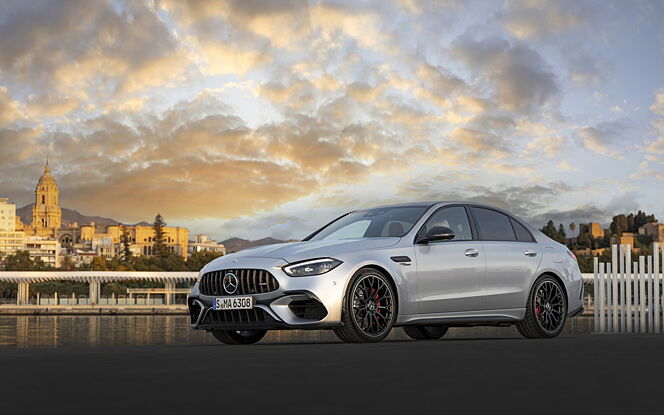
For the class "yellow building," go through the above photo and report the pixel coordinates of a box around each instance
[0,198,25,259]
[80,223,189,259]
[24,236,60,267]
[609,233,639,252]
[25,161,61,238]
[589,222,605,239]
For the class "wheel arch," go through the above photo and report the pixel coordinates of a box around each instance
[533,270,569,306]
[355,264,400,316]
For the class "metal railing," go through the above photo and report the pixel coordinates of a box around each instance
[593,243,662,333]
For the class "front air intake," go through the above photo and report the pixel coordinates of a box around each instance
[288,299,328,320]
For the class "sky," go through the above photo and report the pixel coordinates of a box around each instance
[1,0,663,241]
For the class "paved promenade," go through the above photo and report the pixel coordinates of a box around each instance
[0,304,188,314]
[0,334,661,414]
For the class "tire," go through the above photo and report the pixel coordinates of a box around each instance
[211,329,267,345]
[517,275,567,339]
[403,325,448,340]
[334,268,397,343]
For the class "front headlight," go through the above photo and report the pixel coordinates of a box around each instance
[283,258,342,277]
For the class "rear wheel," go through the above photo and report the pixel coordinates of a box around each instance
[517,275,567,339]
[403,325,448,340]
[334,268,397,343]
[211,329,267,345]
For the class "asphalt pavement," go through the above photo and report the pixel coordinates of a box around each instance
[0,333,661,414]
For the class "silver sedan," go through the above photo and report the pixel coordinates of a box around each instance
[188,202,584,344]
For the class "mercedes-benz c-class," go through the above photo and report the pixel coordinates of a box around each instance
[188,202,584,344]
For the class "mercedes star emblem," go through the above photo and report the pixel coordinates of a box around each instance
[222,272,239,294]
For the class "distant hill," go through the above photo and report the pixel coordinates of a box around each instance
[221,237,290,253]
[17,203,120,227]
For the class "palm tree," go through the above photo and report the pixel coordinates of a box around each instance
[569,222,576,239]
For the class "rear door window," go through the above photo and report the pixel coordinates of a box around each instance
[471,207,516,241]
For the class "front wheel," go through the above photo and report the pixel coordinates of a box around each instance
[211,329,267,345]
[334,268,397,343]
[517,275,567,339]
[403,325,448,340]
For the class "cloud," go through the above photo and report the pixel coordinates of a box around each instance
[451,35,559,113]
[576,123,625,159]
[448,127,511,159]
[0,0,188,101]
[651,88,664,116]
[528,191,642,227]
[524,136,567,158]
[500,0,589,40]
[0,87,21,126]
[395,179,572,219]
[566,50,604,86]
[646,88,664,154]
[529,205,611,227]
[0,90,411,223]
[25,93,80,118]
[555,160,580,172]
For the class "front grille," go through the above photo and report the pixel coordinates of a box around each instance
[288,299,328,320]
[202,308,268,325]
[199,269,279,296]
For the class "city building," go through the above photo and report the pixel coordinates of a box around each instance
[589,222,607,238]
[0,198,25,259]
[639,222,664,243]
[80,223,189,258]
[30,161,62,237]
[188,234,226,255]
[71,249,98,267]
[14,162,190,260]
[24,236,60,267]
[609,232,639,251]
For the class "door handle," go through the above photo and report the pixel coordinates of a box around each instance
[464,248,479,257]
[524,250,537,257]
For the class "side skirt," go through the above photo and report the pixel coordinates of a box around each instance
[396,308,526,326]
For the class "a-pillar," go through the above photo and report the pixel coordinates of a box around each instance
[89,281,100,305]
[17,282,30,305]
[165,280,175,306]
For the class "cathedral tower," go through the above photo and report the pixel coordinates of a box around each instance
[31,161,61,235]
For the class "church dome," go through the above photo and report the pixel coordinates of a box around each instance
[37,162,58,187]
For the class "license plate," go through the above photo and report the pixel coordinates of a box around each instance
[213,296,254,310]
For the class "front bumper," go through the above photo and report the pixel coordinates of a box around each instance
[188,256,350,331]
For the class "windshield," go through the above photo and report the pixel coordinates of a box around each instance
[307,206,430,241]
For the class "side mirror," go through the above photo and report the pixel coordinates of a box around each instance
[416,226,455,244]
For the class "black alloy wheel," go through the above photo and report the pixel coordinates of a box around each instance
[517,275,567,339]
[211,329,267,345]
[403,325,448,340]
[334,268,396,343]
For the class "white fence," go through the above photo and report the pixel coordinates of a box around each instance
[593,243,663,333]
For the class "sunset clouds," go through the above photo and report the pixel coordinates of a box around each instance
[1,0,663,239]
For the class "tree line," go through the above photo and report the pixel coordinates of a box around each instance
[539,210,658,272]
[539,210,657,246]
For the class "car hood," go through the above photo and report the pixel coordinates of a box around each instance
[220,237,400,263]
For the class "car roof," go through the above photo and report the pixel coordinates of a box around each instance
[367,201,531,225]
[368,201,507,210]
